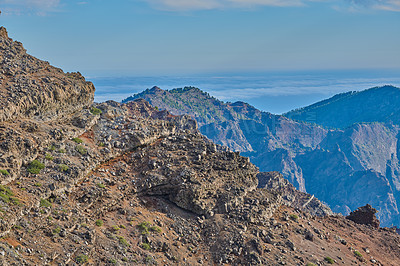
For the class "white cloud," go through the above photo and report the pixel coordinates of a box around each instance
[347,0,400,11]
[0,0,61,15]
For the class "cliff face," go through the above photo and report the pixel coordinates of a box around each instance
[0,27,95,122]
[125,86,400,227]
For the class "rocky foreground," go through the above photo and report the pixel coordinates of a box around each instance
[1,27,400,265]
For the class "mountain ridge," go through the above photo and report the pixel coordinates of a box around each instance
[284,85,400,129]
[124,85,400,227]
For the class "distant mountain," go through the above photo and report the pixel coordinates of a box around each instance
[284,85,400,129]
[124,86,400,227]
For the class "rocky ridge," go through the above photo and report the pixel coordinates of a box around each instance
[1,28,400,265]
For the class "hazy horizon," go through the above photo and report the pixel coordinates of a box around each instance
[92,69,400,114]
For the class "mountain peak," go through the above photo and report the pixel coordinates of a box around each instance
[150,86,162,92]
[0,26,9,39]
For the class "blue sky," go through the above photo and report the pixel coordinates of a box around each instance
[1,0,399,77]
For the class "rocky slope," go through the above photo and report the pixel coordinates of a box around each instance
[0,27,95,123]
[284,85,400,129]
[124,86,400,227]
[2,27,400,265]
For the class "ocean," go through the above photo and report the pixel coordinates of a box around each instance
[90,70,400,114]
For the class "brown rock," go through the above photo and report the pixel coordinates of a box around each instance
[346,204,380,228]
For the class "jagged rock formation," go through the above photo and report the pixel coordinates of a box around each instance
[346,204,380,228]
[258,171,333,217]
[124,86,400,227]
[2,27,400,265]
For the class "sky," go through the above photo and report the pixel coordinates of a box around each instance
[0,0,399,113]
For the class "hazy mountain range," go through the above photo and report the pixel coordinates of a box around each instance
[124,85,400,227]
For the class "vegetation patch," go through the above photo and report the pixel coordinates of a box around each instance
[45,154,54,161]
[117,236,130,247]
[76,145,88,155]
[75,254,89,264]
[40,199,52,208]
[72,137,83,144]
[96,183,106,189]
[137,221,151,235]
[324,257,334,264]
[0,169,9,176]
[289,214,299,221]
[95,219,104,226]
[27,160,45,174]
[140,242,151,250]
[150,226,162,233]
[354,250,363,259]
[90,107,102,115]
[58,164,69,172]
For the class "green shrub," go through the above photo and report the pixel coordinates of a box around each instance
[0,169,9,176]
[40,199,52,208]
[354,250,363,258]
[58,164,69,172]
[0,185,13,196]
[289,214,299,221]
[0,193,10,203]
[45,154,54,161]
[96,183,105,189]
[58,148,66,153]
[141,243,151,250]
[324,257,334,264]
[118,236,130,247]
[150,226,162,233]
[109,258,117,264]
[49,145,56,151]
[306,263,316,266]
[34,183,42,187]
[76,254,89,264]
[90,107,102,115]
[98,142,105,147]
[72,137,83,144]
[53,226,61,235]
[137,222,151,235]
[122,257,128,262]
[95,219,104,226]
[120,224,126,229]
[27,160,45,174]
[112,225,120,231]
[76,145,88,155]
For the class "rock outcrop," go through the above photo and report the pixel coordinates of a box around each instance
[0,27,95,123]
[346,204,380,228]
